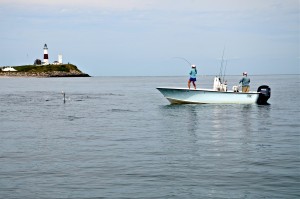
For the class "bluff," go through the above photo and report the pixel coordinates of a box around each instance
[0,64,90,77]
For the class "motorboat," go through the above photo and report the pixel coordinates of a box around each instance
[157,77,271,105]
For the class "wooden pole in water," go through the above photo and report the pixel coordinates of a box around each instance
[62,91,65,103]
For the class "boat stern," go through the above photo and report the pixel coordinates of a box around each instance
[256,85,271,104]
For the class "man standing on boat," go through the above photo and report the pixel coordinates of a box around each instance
[239,72,250,92]
[188,65,197,89]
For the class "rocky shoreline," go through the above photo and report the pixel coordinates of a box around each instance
[0,71,90,77]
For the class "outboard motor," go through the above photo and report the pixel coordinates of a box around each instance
[256,85,271,105]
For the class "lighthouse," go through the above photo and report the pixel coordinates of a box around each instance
[43,44,49,65]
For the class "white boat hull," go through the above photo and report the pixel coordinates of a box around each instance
[157,87,260,104]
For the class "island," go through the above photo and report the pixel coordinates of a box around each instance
[0,64,90,77]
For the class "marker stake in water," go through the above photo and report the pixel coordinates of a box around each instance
[62,91,66,103]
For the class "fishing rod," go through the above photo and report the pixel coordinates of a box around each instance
[222,60,228,83]
[173,57,192,67]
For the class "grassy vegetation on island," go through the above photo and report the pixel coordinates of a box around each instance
[13,64,81,73]
[0,64,90,77]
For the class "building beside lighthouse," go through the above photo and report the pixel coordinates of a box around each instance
[43,44,49,65]
[58,54,62,64]
[53,54,63,65]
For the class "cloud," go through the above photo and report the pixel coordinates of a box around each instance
[2,0,298,29]
[1,0,151,11]
[0,0,298,75]
[1,0,298,12]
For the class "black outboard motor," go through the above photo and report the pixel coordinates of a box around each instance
[256,85,271,105]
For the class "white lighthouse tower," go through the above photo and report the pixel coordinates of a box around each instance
[43,44,49,65]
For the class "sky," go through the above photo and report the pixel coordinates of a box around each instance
[0,0,299,76]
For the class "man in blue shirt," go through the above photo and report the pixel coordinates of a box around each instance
[188,65,197,89]
[239,72,250,92]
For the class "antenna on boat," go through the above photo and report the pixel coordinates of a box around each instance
[219,47,226,79]
[173,57,192,67]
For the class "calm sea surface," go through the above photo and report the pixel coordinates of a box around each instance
[0,75,299,199]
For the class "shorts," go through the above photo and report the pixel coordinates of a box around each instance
[189,77,196,82]
[242,86,250,93]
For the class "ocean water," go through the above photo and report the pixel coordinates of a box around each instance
[0,75,299,199]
